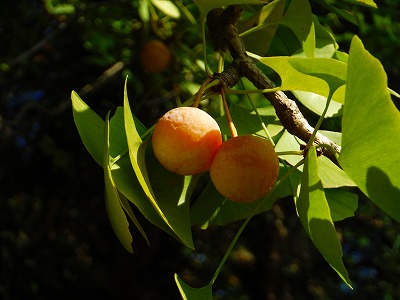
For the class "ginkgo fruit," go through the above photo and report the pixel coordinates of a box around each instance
[140,40,172,73]
[152,107,222,175]
[209,135,279,203]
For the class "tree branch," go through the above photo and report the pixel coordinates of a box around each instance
[207,5,341,162]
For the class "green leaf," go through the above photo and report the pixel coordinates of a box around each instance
[338,36,400,222]
[191,166,301,226]
[71,91,104,166]
[216,103,283,139]
[292,90,343,117]
[103,112,133,253]
[145,142,197,249]
[190,181,225,228]
[123,81,195,249]
[340,0,377,8]
[175,274,213,300]
[109,107,128,158]
[325,189,358,222]
[259,56,346,103]
[151,0,180,19]
[297,146,351,286]
[279,0,314,57]
[111,155,172,237]
[193,0,267,16]
[318,156,356,188]
[312,15,338,58]
[123,82,158,212]
[238,0,285,56]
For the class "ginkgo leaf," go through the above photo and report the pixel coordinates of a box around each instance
[260,56,347,102]
[297,146,351,287]
[278,0,315,57]
[175,274,213,300]
[103,112,133,253]
[71,91,104,166]
[151,0,180,19]
[339,36,400,222]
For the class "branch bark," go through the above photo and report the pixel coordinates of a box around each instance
[207,6,341,162]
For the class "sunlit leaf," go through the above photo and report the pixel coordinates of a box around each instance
[297,146,351,286]
[151,0,180,19]
[123,81,195,249]
[111,155,174,238]
[103,112,133,253]
[259,56,346,103]
[279,0,315,57]
[138,0,149,22]
[318,156,356,188]
[71,91,104,166]
[325,189,358,222]
[175,274,213,300]
[275,130,304,167]
[339,36,400,222]
[311,16,338,58]
[339,0,377,8]
[292,90,343,117]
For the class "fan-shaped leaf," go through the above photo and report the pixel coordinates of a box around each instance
[339,36,400,222]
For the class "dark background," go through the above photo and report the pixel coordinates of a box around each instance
[1,0,399,299]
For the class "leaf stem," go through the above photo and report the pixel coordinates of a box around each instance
[193,78,213,108]
[306,93,333,149]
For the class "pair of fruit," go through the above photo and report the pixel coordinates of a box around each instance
[152,107,279,203]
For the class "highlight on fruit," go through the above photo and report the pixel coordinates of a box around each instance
[151,107,222,176]
[209,135,279,203]
[140,40,172,73]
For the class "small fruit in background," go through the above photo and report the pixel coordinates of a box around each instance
[152,107,222,176]
[210,135,279,203]
[140,40,172,73]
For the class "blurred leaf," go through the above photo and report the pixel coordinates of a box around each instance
[239,0,285,56]
[339,36,400,222]
[103,112,133,253]
[139,0,150,22]
[193,0,267,16]
[313,0,358,25]
[325,189,358,222]
[71,91,104,166]
[297,146,352,287]
[45,0,75,15]
[279,0,315,57]
[339,0,377,8]
[151,0,180,19]
[175,274,213,300]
